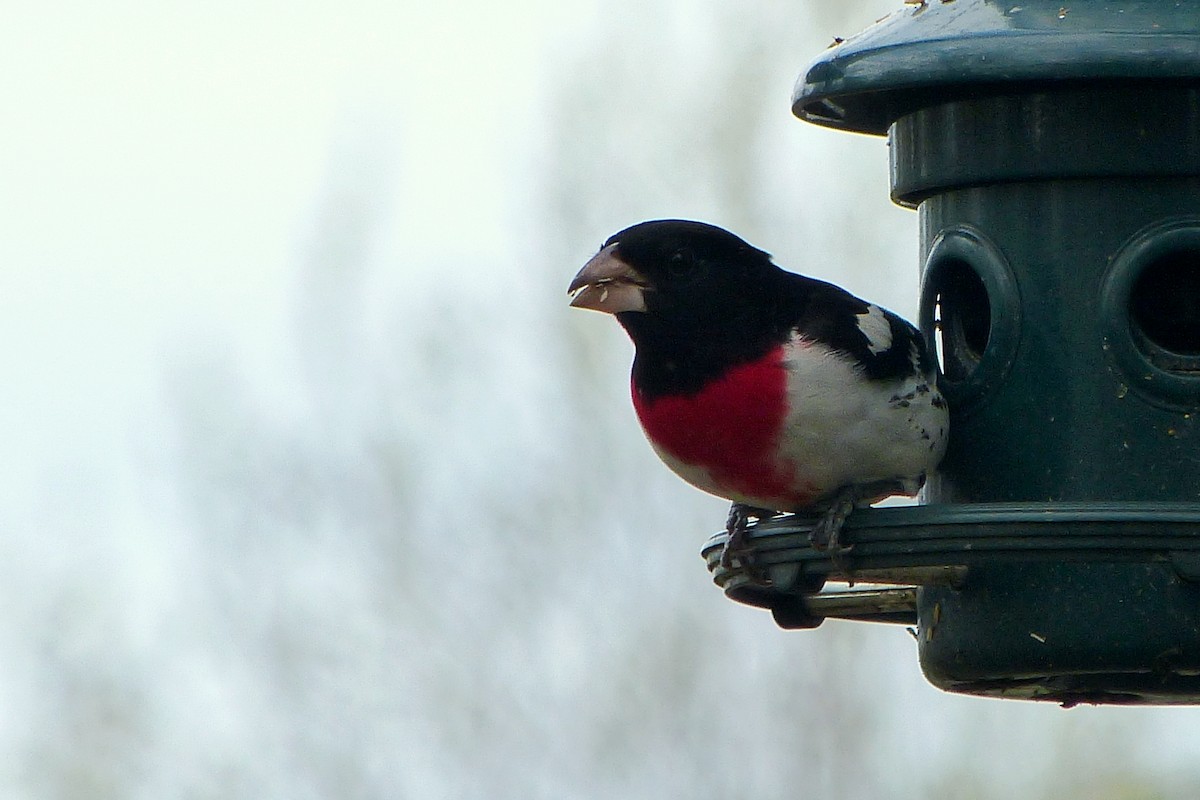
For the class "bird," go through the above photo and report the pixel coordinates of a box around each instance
[567,219,948,574]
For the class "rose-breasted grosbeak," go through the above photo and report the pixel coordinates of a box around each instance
[568,220,948,569]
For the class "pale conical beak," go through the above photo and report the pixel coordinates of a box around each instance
[567,243,648,314]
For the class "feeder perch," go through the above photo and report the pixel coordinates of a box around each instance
[703,0,1200,705]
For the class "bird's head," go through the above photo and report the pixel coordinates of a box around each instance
[568,220,777,335]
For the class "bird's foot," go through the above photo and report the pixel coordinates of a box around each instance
[720,503,759,567]
[720,503,775,585]
[808,487,858,580]
[808,489,855,552]
[808,478,909,553]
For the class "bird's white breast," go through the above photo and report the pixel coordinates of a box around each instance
[778,332,948,498]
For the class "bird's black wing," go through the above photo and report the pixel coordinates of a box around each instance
[778,272,932,383]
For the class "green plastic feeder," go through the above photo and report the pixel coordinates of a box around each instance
[703,0,1200,705]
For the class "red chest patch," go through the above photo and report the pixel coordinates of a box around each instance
[632,346,813,506]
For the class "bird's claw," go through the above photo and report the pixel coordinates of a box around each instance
[719,504,749,568]
[808,488,858,579]
[719,503,774,586]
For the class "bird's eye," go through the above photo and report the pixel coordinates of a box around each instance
[667,250,693,275]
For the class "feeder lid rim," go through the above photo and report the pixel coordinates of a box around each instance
[794,1,1200,135]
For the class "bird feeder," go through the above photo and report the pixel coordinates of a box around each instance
[702,0,1200,704]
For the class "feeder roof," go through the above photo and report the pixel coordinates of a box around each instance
[794,0,1200,135]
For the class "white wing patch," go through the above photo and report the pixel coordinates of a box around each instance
[856,304,893,355]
